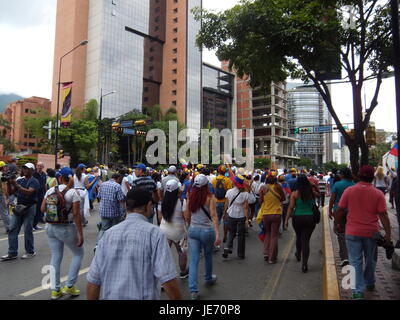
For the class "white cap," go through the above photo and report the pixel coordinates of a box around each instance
[168,165,177,173]
[23,163,35,170]
[193,174,209,188]
[166,179,182,193]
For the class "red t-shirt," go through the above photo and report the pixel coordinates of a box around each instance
[338,182,387,237]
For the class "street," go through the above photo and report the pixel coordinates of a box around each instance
[0,204,323,300]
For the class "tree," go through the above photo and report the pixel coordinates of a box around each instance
[0,117,15,153]
[369,141,391,167]
[83,99,99,121]
[195,0,393,174]
[23,107,54,154]
[296,157,313,169]
[254,157,272,169]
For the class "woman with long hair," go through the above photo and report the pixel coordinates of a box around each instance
[160,179,188,279]
[184,174,221,300]
[74,164,89,226]
[285,175,320,273]
[258,172,285,263]
[373,166,389,195]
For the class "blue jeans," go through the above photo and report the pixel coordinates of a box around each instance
[188,226,216,293]
[345,234,378,294]
[97,216,124,244]
[8,204,36,255]
[46,224,84,291]
[216,203,225,225]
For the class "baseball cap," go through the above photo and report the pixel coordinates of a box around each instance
[60,167,74,178]
[197,164,204,170]
[290,168,297,173]
[23,163,35,170]
[78,163,87,169]
[233,174,246,188]
[0,161,5,168]
[359,165,375,180]
[218,165,227,174]
[193,174,209,188]
[168,165,177,173]
[166,179,182,193]
[134,164,147,171]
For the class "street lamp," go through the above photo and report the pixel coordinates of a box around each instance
[98,89,116,164]
[54,40,88,168]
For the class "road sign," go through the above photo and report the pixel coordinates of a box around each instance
[120,120,133,128]
[299,127,314,134]
[314,126,333,133]
[123,128,136,135]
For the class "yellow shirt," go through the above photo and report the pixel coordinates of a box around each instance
[211,175,233,203]
[259,184,282,215]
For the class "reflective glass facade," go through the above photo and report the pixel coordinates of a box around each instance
[186,0,202,131]
[202,63,234,130]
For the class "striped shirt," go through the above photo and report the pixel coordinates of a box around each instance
[318,180,327,194]
[87,213,177,300]
[131,176,157,193]
[98,180,125,218]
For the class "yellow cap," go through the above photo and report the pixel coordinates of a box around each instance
[86,168,92,173]
[290,168,297,173]
[197,164,204,170]
[0,161,5,168]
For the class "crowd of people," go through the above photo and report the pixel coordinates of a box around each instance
[0,158,398,301]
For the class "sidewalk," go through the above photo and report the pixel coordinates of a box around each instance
[329,202,400,300]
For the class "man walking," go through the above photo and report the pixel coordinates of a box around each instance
[33,162,47,230]
[96,173,126,245]
[1,163,40,260]
[160,166,179,199]
[335,165,392,300]
[87,189,182,300]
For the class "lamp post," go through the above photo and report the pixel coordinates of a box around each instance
[98,89,116,164]
[54,40,88,168]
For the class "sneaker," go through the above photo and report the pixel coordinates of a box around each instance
[179,270,189,279]
[1,254,18,261]
[222,248,232,259]
[366,284,375,292]
[61,285,80,297]
[395,240,400,249]
[33,226,43,231]
[340,260,350,267]
[351,292,364,300]
[51,290,63,300]
[190,292,199,300]
[21,252,36,259]
[205,275,217,287]
[93,246,97,253]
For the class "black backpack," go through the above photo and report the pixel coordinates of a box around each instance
[215,179,226,200]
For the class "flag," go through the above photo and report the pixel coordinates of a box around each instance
[390,143,398,157]
[61,82,73,128]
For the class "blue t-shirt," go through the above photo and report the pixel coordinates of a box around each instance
[287,176,298,192]
[332,179,355,210]
[181,180,191,200]
[17,176,40,206]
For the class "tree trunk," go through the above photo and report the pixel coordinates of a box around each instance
[348,141,360,175]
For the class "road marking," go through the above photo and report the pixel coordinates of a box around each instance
[261,230,296,300]
[0,230,45,242]
[19,267,90,297]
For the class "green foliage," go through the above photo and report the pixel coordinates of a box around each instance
[196,0,394,172]
[296,157,313,169]
[321,161,349,173]
[83,99,99,121]
[23,107,54,154]
[17,156,37,167]
[254,157,272,169]
[369,142,391,167]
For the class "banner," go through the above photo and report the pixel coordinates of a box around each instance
[61,82,73,128]
[389,143,398,157]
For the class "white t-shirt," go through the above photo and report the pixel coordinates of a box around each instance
[44,185,80,222]
[74,174,87,189]
[121,177,130,196]
[225,187,249,218]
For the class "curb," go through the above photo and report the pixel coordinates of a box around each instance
[322,206,340,300]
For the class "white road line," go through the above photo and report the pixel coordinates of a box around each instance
[0,230,46,242]
[19,267,90,297]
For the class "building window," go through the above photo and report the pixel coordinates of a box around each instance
[172,100,177,107]
[172,90,177,96]
[149,66,154,72]
[149,56,154,62]
[172,69,177,74]
[144,97,149,102]
[174,0,178,3]
[173,38,178,43]
[172,58,177,64]
[172,79,177,85]
[155,16,160,23]
[150,47,154,52]
[25,109,29,113]
[173,8,178,13]
[144,87,149,92]
[173,27,178,33]
[154,26,159,31]
[29,143,35,147]
[173,17,178,23]
[172,48,177,54]
[24,134,28,138]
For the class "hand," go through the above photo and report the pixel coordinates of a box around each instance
[214,234,221,247]
[76,234,84,247]
[384,233,392,244]
[284,220,289,229]
[333,224,342,235]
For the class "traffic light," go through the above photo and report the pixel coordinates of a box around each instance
[136,130,147,136]
[58,150,64,159]
[299,127,314,134]
[365,123,376,146]
[112,123,121,132]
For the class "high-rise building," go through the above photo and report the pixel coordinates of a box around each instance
[288,84,333,166]
[229,68,299,168]
[51,0,202,129]
[3,97,51,153]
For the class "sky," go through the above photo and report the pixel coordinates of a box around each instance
[0,0,397,133]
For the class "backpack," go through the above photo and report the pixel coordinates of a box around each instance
[215,179,226,200]
[45,186,72,224]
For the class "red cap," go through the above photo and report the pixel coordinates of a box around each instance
[358,165,374,179]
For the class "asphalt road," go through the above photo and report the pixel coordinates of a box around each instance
[0,205,323,300]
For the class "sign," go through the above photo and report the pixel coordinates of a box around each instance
[120,120,133,128]
[299,127,315,134]
[314,126,333,133]
[123,129,136,135]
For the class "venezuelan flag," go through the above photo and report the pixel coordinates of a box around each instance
[390,143,398,157]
